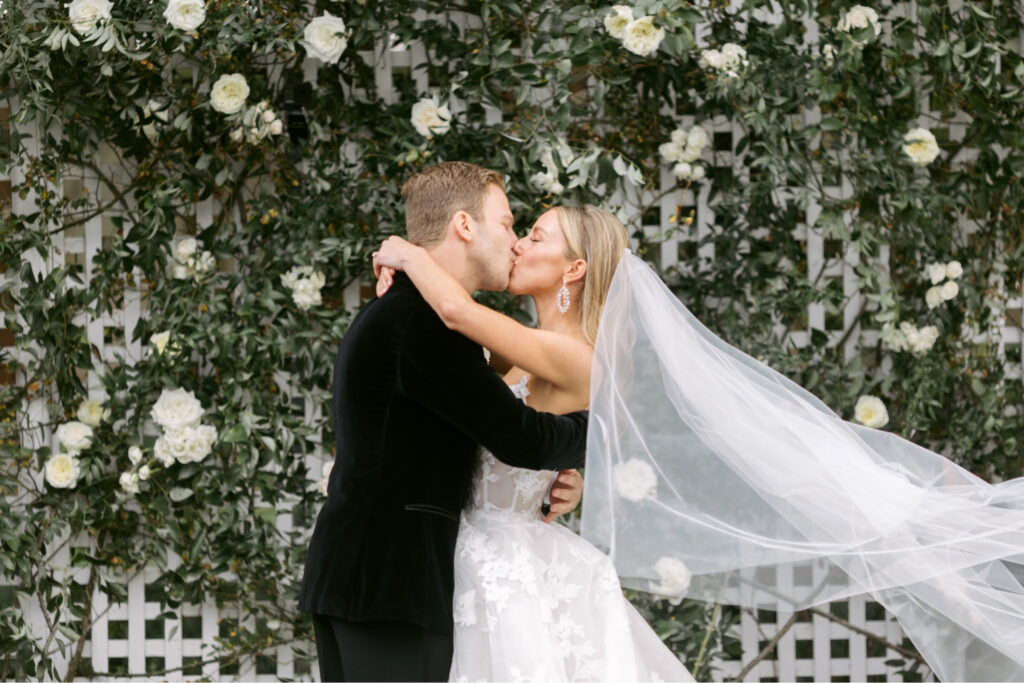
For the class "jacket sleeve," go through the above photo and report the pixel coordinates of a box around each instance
[397,300,587,471]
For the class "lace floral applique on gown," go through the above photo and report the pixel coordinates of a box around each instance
[449,376,694,682]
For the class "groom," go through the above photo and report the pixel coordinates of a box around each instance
[298,161,589,682]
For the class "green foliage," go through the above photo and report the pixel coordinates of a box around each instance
[0,0,1022,679]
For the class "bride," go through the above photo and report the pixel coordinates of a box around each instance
[374,205,695,682]
[376,205,1024,682]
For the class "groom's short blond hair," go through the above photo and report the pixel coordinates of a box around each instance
[401,162,506,247]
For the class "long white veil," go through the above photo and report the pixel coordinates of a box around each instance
[580,251,1024,682]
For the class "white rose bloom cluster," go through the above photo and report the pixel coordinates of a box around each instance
[76,398,110,427]
[924,260,962,308]
[603,6,665,57]
[854,395,888,429]
[282,265,326,310]
[699,43,749,79]
[150,388,217,467]
[316,461,333,496]
[303,12,349,65]
[884,321,939,355]
[163,0,206,32]
[530,141,575,196]
[903,127,940,167]
[650,556,692,605]
[660,125,709,182]
[45,420,94,490]
[210,73,250,115]
[411,96,452,139]
[613,458,657,501]
[230,101,285,144]
[837,5,880,45]
[171,237,216,280]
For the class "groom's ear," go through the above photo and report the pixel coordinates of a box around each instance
[564,258,587,285]
[450,210,474,243]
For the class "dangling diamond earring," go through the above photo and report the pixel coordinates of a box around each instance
[556,277,570,314]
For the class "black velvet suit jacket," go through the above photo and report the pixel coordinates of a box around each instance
[298,274,588,634]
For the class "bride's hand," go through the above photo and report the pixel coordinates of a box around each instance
[372,236,419,297]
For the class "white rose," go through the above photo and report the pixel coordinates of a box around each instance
[229,127,244,143]
[912,325,939,354]
[303,13,349,65]
[837,5,880,43]
[621,16,665,57]
[176,425,216,464]
[940,280,959,300]
[119,470,140,494]
[530,171,564,196]
[651,556,692,604]
[686,125,709,151]
[281,265,312,290]
[903,127,940,166]
[138,465,151,481]
[925,286,943,309]
[603,5,633,39]
[210,73,250,115]
[150,388,205,431]
[672,162,692,181]
[269,119,284,136]
[172,264,190,280]
[721,43,748,69]
[690,165,706,181]
[678,143,702,163]
[261,110,276,124]
[174,237,198,264]
[659,141,684,164]
[76,398,109,427]
[163,0,206,32]
[613,458,657,501]
[128,445,143,465]
[55,421,94,452]
[193,251,216,275]
[68,0,113,36]
[411,97,452,138]
[45,453,82,489]
[150,331,171,355]
[291,279,323,310]
[854,395,889,429]
[154,437,175,466]
[945,261,963,279]
[927,262,947,285]
[698,49,725,70]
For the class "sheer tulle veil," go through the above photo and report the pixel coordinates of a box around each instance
[580,251,1024,681]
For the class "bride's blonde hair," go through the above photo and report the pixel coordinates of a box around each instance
[553,206,630,346]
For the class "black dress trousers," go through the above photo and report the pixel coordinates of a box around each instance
[312,614,453,682]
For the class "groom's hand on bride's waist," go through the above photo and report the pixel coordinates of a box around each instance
[542,469,583,524]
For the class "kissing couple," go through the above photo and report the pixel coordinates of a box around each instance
[299,160,1024,682]
[298,160,695,681]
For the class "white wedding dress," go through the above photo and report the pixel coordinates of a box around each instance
[448,376,694,683]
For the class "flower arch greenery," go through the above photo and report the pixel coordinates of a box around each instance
[1,0,1022,679]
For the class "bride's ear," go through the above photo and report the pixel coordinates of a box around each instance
[564,259,587,286]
